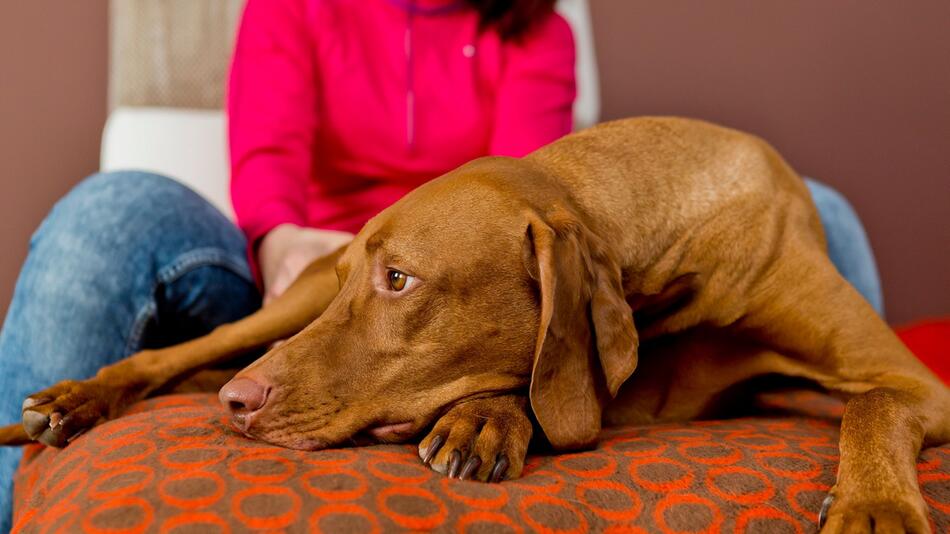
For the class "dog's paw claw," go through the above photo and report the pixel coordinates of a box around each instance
[818,493,833,529]
[489,454,510,483]
[21,380,117,448]
[21,397,49,412]
[421,433,445,465]
[418,395,531,482]
[459,456,480,480]
[21,409,51,441]
[447,449,463,478]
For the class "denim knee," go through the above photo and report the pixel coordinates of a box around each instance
[59,170,191,207]
[35,171,203,247]
[31,170,250,279]
[804,179,884,315]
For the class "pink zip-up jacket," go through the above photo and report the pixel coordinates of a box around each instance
[228,0,576,260]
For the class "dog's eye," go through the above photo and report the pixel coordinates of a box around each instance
[387,269,413,291]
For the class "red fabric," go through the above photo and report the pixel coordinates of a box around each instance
[897,319,950,385]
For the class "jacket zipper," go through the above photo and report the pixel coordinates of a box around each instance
[405,9,416,151]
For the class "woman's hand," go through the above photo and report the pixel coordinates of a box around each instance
[258,224,353,305]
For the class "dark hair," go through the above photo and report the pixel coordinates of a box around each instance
[465,0,558,40]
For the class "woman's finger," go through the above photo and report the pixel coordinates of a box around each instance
[263,269,293,306]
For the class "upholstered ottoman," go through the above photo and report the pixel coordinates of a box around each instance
[12,324,950,533]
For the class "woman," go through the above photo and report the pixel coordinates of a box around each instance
[231,0,577,301]
[0,0,881,529]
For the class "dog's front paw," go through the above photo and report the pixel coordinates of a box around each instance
[818,486,931,534]
[418,395,532,482]
[21,379,128,448]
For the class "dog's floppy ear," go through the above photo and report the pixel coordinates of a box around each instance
[524,209,639,450]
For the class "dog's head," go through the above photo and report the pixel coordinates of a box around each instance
[219,157,638,450]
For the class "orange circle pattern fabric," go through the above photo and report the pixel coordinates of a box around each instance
[11,391,950,533]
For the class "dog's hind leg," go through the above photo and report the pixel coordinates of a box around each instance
[744,245,950,533]
[8,247,347,448]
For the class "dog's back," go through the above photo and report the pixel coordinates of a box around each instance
[528,117,824,267]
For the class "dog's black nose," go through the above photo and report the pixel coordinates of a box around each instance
[219,377,269,416]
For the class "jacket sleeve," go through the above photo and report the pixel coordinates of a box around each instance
[228,0,316,247]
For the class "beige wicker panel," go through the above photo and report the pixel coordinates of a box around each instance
[110,0,245,109]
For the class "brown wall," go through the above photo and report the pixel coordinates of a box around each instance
[0,2,109,322]
[591,0,950,324]
[0,1,947,325]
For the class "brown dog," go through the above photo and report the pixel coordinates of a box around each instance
[2,117,947,533]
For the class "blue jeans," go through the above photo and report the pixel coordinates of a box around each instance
[805,180,884,315]
[0,172,261,533]
[0,171,882,532]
